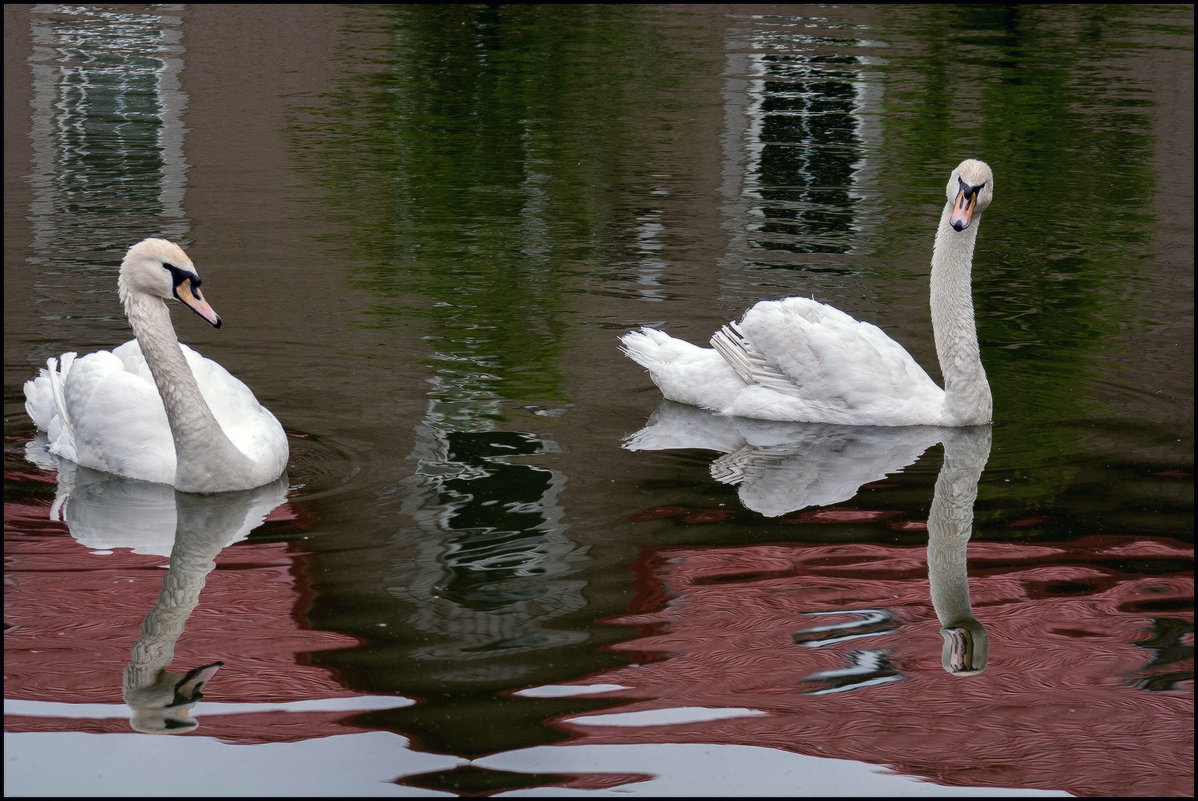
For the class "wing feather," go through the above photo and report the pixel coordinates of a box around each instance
[716,298,944,422]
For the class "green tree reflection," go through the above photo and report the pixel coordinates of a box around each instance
[291,4,705,414]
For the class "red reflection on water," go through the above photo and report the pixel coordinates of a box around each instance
[628,505,695,521]
[3,491,364,745]
[629,505,736,524]
[781,508,903,524]
[576,538,1193,797]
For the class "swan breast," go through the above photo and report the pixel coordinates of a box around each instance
[113,340,289,476]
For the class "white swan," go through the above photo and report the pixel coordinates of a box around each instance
[23,238,289,493]
[621,159,995,426]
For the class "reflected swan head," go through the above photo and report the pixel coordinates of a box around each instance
[940,620,989,676]
[125,661,223,734]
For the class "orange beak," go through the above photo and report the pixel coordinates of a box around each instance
[174,276,222,328]
[950,186,977,231]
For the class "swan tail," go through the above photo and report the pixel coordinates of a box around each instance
[24,353,80,467]
[620,327,744,411]
[619,327,675,371]
[24,353,76,434]
[47,353,76,434]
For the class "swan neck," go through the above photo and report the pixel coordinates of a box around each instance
[930,206,992,424]
[124,294,250,488]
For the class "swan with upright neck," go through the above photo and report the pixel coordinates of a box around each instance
[620,159,995,426]
[24,239,288,493]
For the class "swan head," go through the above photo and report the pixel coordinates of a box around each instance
[117,238,222,328]
[945,159,994,232]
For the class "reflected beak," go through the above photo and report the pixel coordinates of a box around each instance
[950,185,977,231]
[943,625,973,672]
[173,276,222,328]
[169,661,223,708]
[941,625,987,675]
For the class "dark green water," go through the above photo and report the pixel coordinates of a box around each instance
[4,4,1192,797]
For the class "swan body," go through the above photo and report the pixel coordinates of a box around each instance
[621,159,995,426]
[24,239,288,493]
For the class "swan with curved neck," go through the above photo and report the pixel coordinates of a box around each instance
[24,239,288,493]
[620,159,995,426]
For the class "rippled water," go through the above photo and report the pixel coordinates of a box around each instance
[4,4,1192,797]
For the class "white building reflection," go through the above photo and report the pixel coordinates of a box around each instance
[718,10,885,308]
[390,389,589,676]
[27,3,189,256]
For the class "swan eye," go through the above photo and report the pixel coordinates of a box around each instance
[957,177,986,199]
[163,263,202,297]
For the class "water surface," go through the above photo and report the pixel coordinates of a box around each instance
[4,4,1192,797]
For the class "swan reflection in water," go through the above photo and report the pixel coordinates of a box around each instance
[26,440,288,731]
[624,401,991,675]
